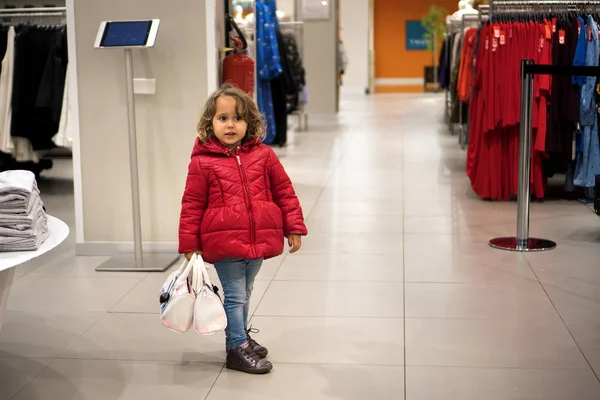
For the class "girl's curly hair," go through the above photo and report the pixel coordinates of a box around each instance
[197,83,266,143]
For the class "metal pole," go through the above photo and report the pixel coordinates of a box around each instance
[489,59,556,252]
[0,6,67,13]
[516,59,533,249]
[125,48,144,265]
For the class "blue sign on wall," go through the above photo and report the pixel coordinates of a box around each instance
[406,20,429,50]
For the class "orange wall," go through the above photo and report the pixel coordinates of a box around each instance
[374,0,458,93]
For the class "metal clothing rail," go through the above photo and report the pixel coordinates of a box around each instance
[489,61,600,252]
[0,12,64,17]
[490,0,600,17]
[491,0,600,5]
[0,7,66,19]
[0,7,66,13]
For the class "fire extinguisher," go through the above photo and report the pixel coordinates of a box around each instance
[222,14,255,96]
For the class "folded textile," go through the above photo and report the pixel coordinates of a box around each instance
[0,207,46,231]
[0,170,36,193]
[0,193,35,209]
[0,215,49,251]
[0,213,47,237]
[0,195,44,223]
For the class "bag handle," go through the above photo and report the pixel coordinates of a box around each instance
[191,253,213,293]
[176,253,197,285]
[175,254,194,275]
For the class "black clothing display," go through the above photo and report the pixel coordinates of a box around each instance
[439,33,456,90]
[11,25,68,151]
[270,29,306,146]
[546,17,580,162]
[271,29,291,146]
[281,32,305,115]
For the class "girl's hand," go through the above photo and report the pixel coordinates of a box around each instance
[185,250,203,261]
[287,235,302,253]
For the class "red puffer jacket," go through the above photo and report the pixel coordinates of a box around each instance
[178,138,308,263]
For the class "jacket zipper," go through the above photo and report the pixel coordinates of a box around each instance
[235,152,257,247]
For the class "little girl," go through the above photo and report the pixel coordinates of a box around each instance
[178,84,307,374]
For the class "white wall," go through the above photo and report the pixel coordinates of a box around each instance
[301,0,339,116]
[340,0,370,91]
[277,0,296,20]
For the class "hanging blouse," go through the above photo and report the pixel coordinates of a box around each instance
[256,0,282,81]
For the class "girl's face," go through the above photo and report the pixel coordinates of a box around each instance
[212,96,247,149]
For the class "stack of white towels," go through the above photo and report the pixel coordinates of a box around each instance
[0,170,49,252]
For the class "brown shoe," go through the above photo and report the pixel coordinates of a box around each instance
[247,327,268,358]
[226,344,273,374]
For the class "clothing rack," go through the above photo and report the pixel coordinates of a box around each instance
[0,6,71,166]
[279,21,307,132]
[480,1,600,239]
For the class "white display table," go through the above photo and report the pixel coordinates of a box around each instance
[0,215,69,331]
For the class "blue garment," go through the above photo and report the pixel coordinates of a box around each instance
[214,258,263,350]
[256,0,282,145]
[572,17,587,87]
[574,16,600,188]
[266,0,280,30]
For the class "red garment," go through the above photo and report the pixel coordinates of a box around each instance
[458,28,479,102]
[178,138,308,263]
[467,21,549,201]
[535,19,553,153]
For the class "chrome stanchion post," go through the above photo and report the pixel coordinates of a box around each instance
[124,48,144,265]
[489,59,556,252]
[515,58,534,250]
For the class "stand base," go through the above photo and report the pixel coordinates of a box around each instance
[489,237,557,252]
[0,268,15,332]
[95,253,179,272]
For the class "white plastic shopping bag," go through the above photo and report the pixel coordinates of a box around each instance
[192,255,228,335]
[159,255,197,333]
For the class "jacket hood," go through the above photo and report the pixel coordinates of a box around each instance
[192,137,262,157]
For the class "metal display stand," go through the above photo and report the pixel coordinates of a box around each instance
[94,21,178,272]
[490,61,600,252]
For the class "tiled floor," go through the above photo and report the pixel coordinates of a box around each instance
[1,92,600,399]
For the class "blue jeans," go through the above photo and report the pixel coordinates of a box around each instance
[213,258,263,350]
